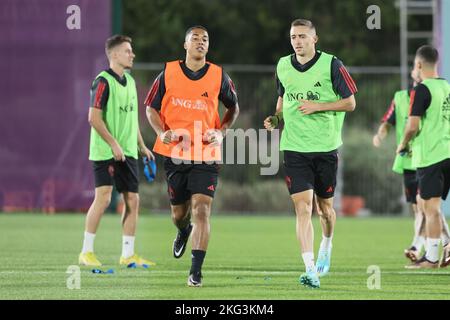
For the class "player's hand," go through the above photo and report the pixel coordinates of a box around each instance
[396,142,407,155]
[111,142,125,162]
[373,134,381,148]
[159,130,179,144]
[139,144,155,161]
[264,115,278,131]
[203,129,224,147]
[298,99,320,115]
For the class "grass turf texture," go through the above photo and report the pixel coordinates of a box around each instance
[0,213,449,300]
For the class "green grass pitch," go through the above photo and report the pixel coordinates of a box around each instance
[0,213,449,299]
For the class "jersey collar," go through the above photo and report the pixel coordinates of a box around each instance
[290,50,322,73]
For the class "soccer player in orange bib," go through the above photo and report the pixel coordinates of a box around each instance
[145,26,239,287]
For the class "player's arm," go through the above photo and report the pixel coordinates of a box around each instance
[299,58,357,115]
[398,116,420,154]
[275,96,283,115]
[264,97,283,131]
[88,78,125,161]
[373,99,396,147]
[204,72,240,146]
[264,74,284,131]
[137,127,154,160]
[218,73,240,134]
[299,95,355,114]
[205,104,239,146]
[146,106,176,144]
[219,104,239,134]
[373,122,391,147]
[144,70,177,144]
[397,84,430,154]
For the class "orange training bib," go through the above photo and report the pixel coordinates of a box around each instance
[153,61,222,162]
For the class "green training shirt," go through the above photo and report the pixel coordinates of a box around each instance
[391,90,415,174]
[89,71,139,161]
[411,78,450,168]
[277,51,344,152]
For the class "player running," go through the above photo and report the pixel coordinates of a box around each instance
[79,35,156,267]
[373,69,450,263]
[145,26,239,287]
[398,45,450,269]
[264,19,357,288]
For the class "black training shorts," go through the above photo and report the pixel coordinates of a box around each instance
[417,158,450,200]
[283,150,338,199]
[92,157,139,193]
[163,157,219,205]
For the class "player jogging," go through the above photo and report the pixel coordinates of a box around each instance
[373,69,450,264]
[264,19,357,288]
[398,45,450,269]
[145,26,239,286]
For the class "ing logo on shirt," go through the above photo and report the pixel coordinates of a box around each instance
[306,91,320,101]
[286,91,320,102]
[170,97,207,111]
[119,105,135,113]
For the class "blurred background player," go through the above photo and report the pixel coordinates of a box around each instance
[373,69,450,263]
[79,35,156,267]
[145,26,239,287]
[264,19,357,288]
[398,45,450,269]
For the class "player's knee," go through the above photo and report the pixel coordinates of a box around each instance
[317,201,335,219]
[171,205,188,222]
[294,200,313,216]
[96,198,111,211]
[192,202,211,221]
[94,191,112,209]
[318,208,334,221]
[171,209,183,222]
[125,193,139,210]
[423,200,440,216]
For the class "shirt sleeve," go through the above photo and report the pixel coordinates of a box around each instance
[90,77,109,110]
[219,71,238,109]
[331,57,357,98]
[409,84,432,117]
[381,99,396,125]
[144,70,166,111]
[276,73,285,97]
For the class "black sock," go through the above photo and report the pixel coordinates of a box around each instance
[190,250,206,274]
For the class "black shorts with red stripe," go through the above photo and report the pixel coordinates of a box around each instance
[163,157,219,205]
[283,150,338,198]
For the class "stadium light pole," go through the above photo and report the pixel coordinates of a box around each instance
[112,0,122,34]
[399,0,408,90]
[436,0,450,217]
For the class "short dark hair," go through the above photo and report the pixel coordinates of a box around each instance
[105,35,132,56]
[185,25,208,40]
[416,45,439,65]
[291,19,315,31]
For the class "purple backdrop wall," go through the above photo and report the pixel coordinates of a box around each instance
[0,0,111,212]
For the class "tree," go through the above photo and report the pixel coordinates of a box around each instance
[123,0,401,65]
